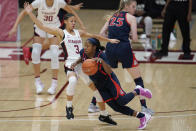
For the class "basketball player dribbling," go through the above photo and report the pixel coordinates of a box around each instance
[99,0,154,115]
[24,3,119,124]
[72,38,152,130]
[9,0,85,95]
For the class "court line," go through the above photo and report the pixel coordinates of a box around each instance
[0,113,195,122]
[0,68,47,78]
[0,81,69,112]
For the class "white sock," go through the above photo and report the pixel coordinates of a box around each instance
[51,79,57,86]
[35,77,41,83]
[100,110,108,116]
[66,101,72,107]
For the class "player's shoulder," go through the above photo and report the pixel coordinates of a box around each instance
[80,48,85,54]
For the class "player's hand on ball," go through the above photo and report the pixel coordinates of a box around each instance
[92,57,102,63]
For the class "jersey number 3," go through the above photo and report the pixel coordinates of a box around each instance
[109,17,124,27]
[74,45,80,54]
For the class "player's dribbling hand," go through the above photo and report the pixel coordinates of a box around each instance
[109,39,120,44]
[24,2,32,14]
[71,62,77,69]
[92,57,102,63]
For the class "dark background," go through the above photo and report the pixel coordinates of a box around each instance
[19,0,196,11]
[19,0,120,9]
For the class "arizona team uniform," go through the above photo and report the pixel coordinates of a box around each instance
[80,49,138,116]
[106,11,138,68]
[80,49,126,102]
[31,0,66,38]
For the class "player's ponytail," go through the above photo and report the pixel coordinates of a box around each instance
[87,38,105,51]
[115,0,136,15]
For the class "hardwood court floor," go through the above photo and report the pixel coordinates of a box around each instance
[0,9,195,131]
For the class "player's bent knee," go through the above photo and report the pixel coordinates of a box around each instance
[66,76,77,96]
[50,45,59,69]
[32,43,42,64]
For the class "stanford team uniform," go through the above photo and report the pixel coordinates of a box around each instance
[31,0,66,38]
[106,11,138,68]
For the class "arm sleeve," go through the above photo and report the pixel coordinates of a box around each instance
[31,0,40,9]
[58,0,67,8]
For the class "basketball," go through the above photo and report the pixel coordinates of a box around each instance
[82,59,98,76]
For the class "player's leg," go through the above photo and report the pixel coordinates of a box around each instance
[107,100,151,130]
[47,37,59,95]
[23,37,51,65]
[121,51,154,115]
[65,69,78,119]
[32,36,44,94]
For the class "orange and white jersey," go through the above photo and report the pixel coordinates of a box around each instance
[31,0,66,28]
[62,29,83,68]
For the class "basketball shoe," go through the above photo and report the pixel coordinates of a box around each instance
[47,79,57,95]
[138,113,151,130]
[22,47,31,65]
[35,81,44,94]
[88,103,100,113]
[99,115,117,125]
[66,106,74,119]
[135,85,152,99]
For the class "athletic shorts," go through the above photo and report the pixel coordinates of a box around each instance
[97,73,126,103]
[106,42,139,68]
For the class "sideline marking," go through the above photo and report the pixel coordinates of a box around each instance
[0,113,195,122]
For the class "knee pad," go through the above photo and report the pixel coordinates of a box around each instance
[50,45,59,69]
[66,76,77,96]
[32,43,42,64]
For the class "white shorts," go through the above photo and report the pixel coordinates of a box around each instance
[34,24,60,38]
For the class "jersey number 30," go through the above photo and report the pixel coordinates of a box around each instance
[44,15,53,22]
[109,17,124,27]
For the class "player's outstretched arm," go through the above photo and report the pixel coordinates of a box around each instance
[71,3,83,10]
[79,30,120,44]
[8,4,34,36]
[24,3,64,42]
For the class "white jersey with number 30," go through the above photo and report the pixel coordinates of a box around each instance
[62,29,83,68]
[32,0,66,28]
